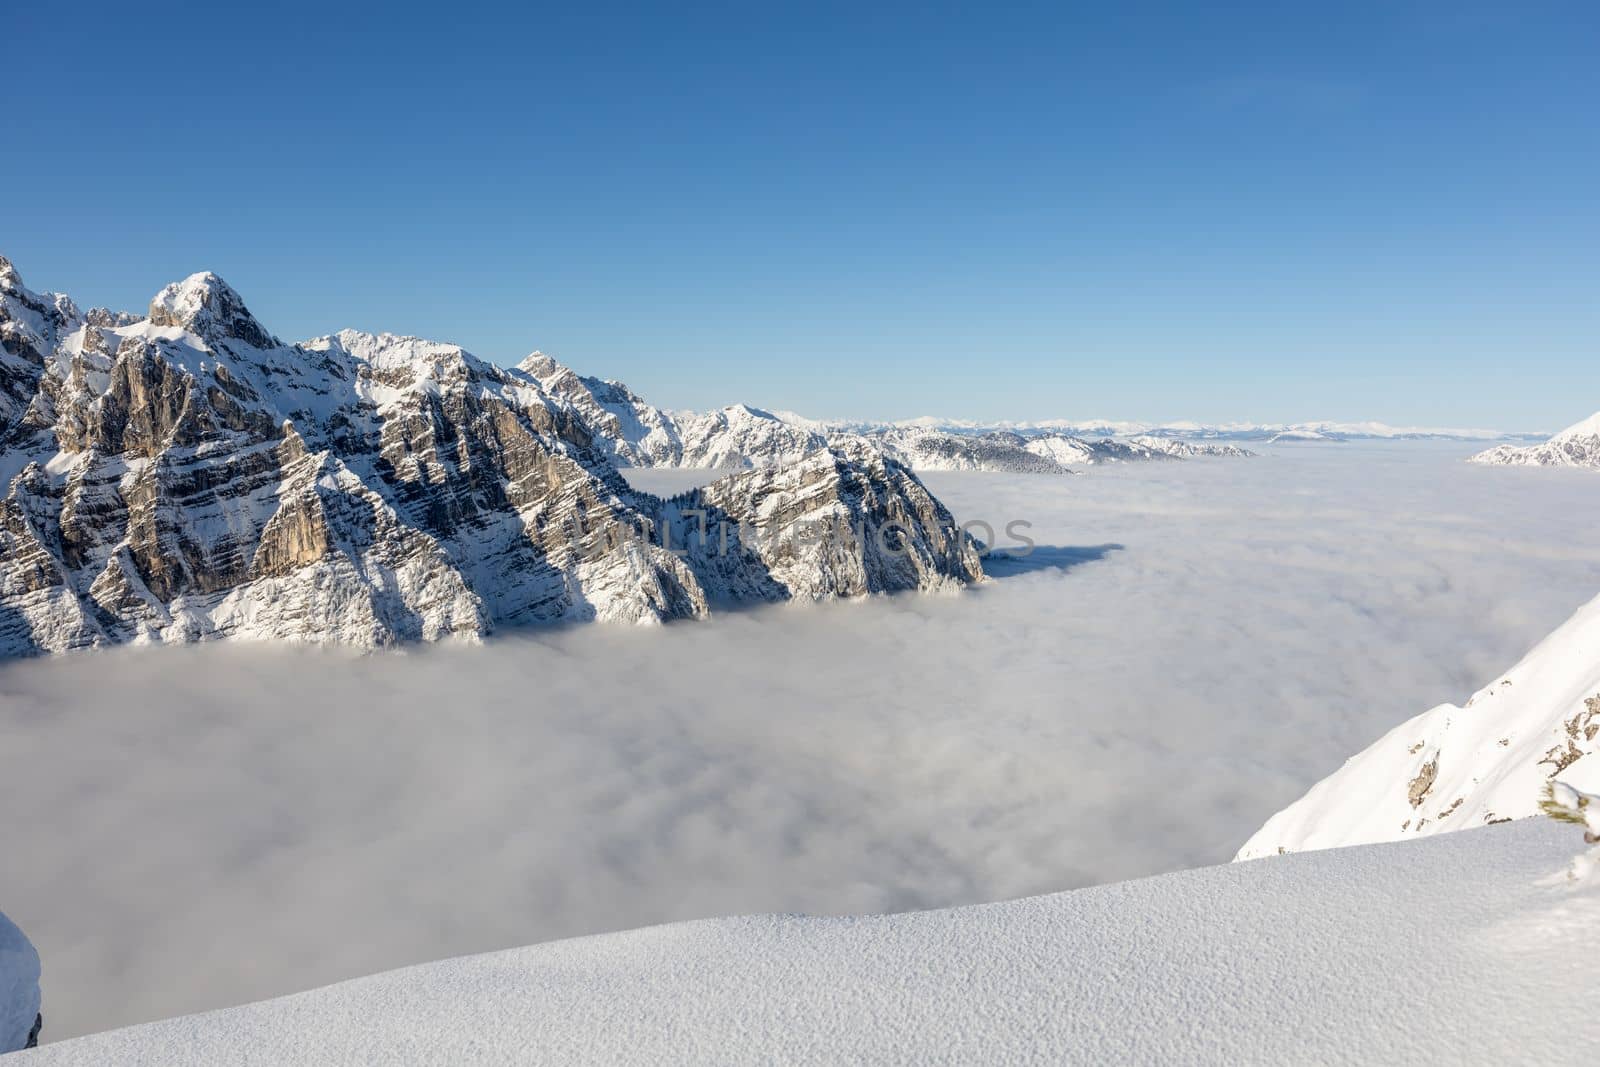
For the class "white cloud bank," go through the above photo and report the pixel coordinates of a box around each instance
[4,442,1600,1040]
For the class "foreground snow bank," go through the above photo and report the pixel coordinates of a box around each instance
[1,909,40,1053]
[1239,590,1600,859]
[21,820,1600,1065]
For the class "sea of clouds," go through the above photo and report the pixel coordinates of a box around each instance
[5,441,1600,1039]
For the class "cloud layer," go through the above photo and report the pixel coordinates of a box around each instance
[5,442,1600,1040]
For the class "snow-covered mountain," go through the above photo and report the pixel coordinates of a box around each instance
[850,427,1250,472]
[855,428,1068,473]
[658,440,980,602]
[19,819,1600,1064]
[502,359,1258,474]
[1470,411,1600,469]
[0,908,40,1053]
[0,257,981,656]
[841,415,1546,443]
[517,354,833,468]
[1237,589,1600,859]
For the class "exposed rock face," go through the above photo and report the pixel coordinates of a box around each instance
[0,260,982,656]
[519,354,831,469]
[655,443,984,603]
[1470,412,1600,469]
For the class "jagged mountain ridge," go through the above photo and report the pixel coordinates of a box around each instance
[1470,411,1600,469]
[515,357,1253,473]
[0,258,981,656]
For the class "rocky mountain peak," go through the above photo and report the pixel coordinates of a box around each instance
[148,272,278,350]
[518,351,561,377]
[0,256,22,294]
[723,403,776,420]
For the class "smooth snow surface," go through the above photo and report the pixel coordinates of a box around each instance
[20,821,1600,1065]
[7,442,1600,1040]
[1552,410,1600,442]
[0,909,40,1053]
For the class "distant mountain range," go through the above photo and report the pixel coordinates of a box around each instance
[513,355,1544,473]
[834,416,1549,444]
[515,357,1256,474]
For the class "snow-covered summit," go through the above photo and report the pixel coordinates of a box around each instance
[147,271,279,350]
[20,820,1600,1065]
[1470,411,1600,469]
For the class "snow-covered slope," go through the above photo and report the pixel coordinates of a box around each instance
[857,427,1068,473]
[1085,434,1248,461]
[1471,411,1600,469]
[1,909,40,1053]
[677,405,829,468]
[0,257,981,655]
[19,820,1600,1065]
[1238,590,1600,859]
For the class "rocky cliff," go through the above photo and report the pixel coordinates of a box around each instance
[655,442,983,603]
[0,258,982,655]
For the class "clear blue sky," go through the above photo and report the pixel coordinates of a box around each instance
[9,1,1598,429]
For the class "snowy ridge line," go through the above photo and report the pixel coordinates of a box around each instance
[512,355,1260,474]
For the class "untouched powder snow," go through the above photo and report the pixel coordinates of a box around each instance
[1238,589,1600,859]
[1,909,40,1053]
[18,820,1600,1065]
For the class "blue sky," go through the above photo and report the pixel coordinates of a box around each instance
[8,2,1598,429]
